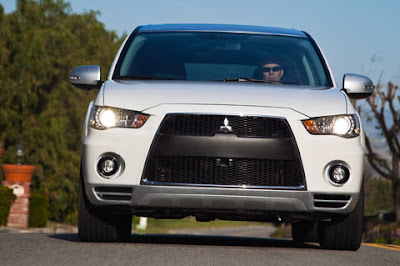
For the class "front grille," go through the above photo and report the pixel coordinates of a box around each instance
[142,114,305,189]
[143,156,304,188]
[159,114,292,138]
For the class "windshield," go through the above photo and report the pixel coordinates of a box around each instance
[113,32,332,87]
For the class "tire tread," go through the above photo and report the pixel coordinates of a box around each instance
[318,184,364,251]
[78,168,131,242]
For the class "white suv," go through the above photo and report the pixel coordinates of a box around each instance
[70,24,374,250]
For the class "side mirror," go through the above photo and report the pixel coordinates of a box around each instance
[343,74,375,99]
[69,65,102,90]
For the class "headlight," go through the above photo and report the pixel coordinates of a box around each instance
[89,106,149,130]
[302,114,360,138]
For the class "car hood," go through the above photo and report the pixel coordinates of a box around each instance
[101,80,347,117]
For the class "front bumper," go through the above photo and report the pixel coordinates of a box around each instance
[85,184,360,217]
[82,104,365,218]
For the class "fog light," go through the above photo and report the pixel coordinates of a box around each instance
[328,164,350,184]
[97,154,123,178]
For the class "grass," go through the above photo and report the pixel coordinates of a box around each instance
[133,216,264,234]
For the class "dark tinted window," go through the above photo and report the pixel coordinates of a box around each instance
[114,32,331,87]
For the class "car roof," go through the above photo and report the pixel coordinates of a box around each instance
[138,24,307,38]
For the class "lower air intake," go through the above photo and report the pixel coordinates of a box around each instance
[313,194,351,208]
[94,186,132,201]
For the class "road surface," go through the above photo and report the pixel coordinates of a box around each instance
[0,226,399,266]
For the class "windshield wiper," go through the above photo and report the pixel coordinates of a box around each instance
[221,78,281,84]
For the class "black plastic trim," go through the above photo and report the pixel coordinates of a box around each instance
[153,133,295,160]
[314,194,351,201]
[94,187,133,193]
[302,31,334,88]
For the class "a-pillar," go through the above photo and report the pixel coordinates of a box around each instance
[2,180,30,228]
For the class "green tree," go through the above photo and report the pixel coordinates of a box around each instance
[0,0,124,222]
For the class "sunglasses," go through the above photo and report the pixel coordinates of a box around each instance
[262,66,282,72]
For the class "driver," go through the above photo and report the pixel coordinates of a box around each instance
[254,60,285,82]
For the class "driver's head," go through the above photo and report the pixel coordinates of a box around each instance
[259,62,284,82]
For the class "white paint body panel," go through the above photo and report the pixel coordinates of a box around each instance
[100,80,347,117]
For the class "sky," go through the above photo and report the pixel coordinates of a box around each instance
[2,0,400,85]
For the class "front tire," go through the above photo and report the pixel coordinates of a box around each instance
[78,169,132,242]
[318,185,364,251]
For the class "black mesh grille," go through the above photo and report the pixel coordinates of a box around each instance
[159,115,292,138]
[144,156,304,188]
[143,114,305,189]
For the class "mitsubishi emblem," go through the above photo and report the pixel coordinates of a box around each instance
[219,117,233,133]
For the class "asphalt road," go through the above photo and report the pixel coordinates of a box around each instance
[1,227,399,266]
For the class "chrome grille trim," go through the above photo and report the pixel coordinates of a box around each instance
[142,178,305,190]
[313,194,351,209]
[93,186,132,201]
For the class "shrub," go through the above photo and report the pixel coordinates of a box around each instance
[363,221,400,244]
[65,210,78,226]
[29,192,49,227]
[0,186,16,226]
[364,174,394,216]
